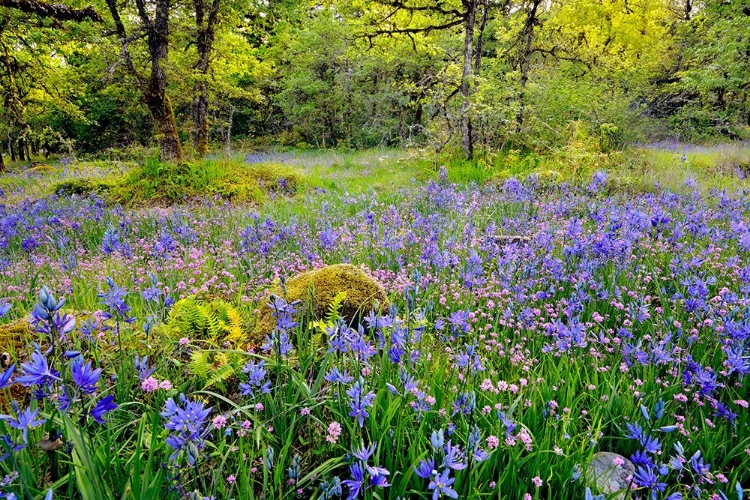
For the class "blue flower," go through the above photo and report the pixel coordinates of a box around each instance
[346,378,376,427]
[0,301,11,318]
[98,277,133,322]
[0,365,14,389]
[90,396,117,424]
[633,466,666,498]
[414,458,435,479]
[0,407,45,443]
[428,468,457,499]
[16,351,60,388]
[239,360,271,398]
[162,395,211,464]
[324,367,353,384]
[342,462,364,499]
[71,359,101,394]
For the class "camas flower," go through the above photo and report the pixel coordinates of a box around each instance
[162,395,212,465]
[428,468,457,499]
[1,406,45,443]
[16,351,60,388]
[91,396,118,424]
[71,359,102,394]
[347,378,376,427]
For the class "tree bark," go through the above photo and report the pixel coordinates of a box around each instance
[7,133,15,162]
[192,0,220,157]
[0,140,5,172]
[106,0,183,162]
[460,0,477,159]
[146,92,182,162]
[516,0,542,133]
[17,138,25,161]
[0,0,102,22]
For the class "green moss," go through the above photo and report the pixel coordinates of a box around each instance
[250,264,391,343]
[54,178,114,197]
[0,319,31,358]
[108,158,303,206]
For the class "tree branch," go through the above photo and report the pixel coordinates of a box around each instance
[0,0,102,21]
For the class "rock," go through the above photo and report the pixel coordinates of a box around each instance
[586,452,635,500]
[250,264,390,343]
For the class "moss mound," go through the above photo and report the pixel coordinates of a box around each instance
[0,320,33,405]
[109,158,302,206]
[54,178,114,197]
[251,264,390,343]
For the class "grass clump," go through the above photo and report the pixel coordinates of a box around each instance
[110,157,302,206]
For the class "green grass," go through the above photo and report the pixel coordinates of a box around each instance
[3,142,749,209]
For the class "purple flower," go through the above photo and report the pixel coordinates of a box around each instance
[1,407,45,443]
[0,301,11,318]
[0,364,14,389]
[428,468,457,499]
[16,351,60,388]
[91,396,118,424]
[71,359,102,394]
[347,378,376,427]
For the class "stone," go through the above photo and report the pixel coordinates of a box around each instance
[250,264,390,343]
[586,452,635,500]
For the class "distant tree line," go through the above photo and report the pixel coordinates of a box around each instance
[0,0,747,164]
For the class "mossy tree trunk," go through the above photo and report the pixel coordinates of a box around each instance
[106,0,183,162]
[192,0,220,157]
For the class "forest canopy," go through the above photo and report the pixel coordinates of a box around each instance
[0,0,747,161]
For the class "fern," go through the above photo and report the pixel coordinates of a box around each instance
[325,291,347,324]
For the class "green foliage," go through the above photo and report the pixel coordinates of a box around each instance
[163,296,248,391]
[110,157,301,205]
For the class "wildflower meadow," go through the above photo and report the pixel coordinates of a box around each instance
[0,161,748,500]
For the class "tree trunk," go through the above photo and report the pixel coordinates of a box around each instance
[460,0,477,159]
[17,138,25,162]
[106,0,183,162]
[516,0,542,133]
[192,81,210,156]
[192,0,220,157]
[7,133,15,162]
[149,0,182,162]
[146,91,183,162]
[0,141,5,172]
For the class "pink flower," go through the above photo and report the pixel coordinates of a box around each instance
[213,415,227,430]
[179,337,190,345]
[326,421,342,444]
[241,420,252,430]
[226,474,236,484]
[523,494,532,500]
[300,407,311,416]
[255,403,264,411]
[532,476,543,487]
[486,435,499,449]
[159,380,172,390]
[613,457,625,467]
[141,376,158,393]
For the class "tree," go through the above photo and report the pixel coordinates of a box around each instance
[349,0,510,159]
[191,0,221,156]
[105,0,183,161]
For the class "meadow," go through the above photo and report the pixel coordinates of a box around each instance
[0,145,748,500]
